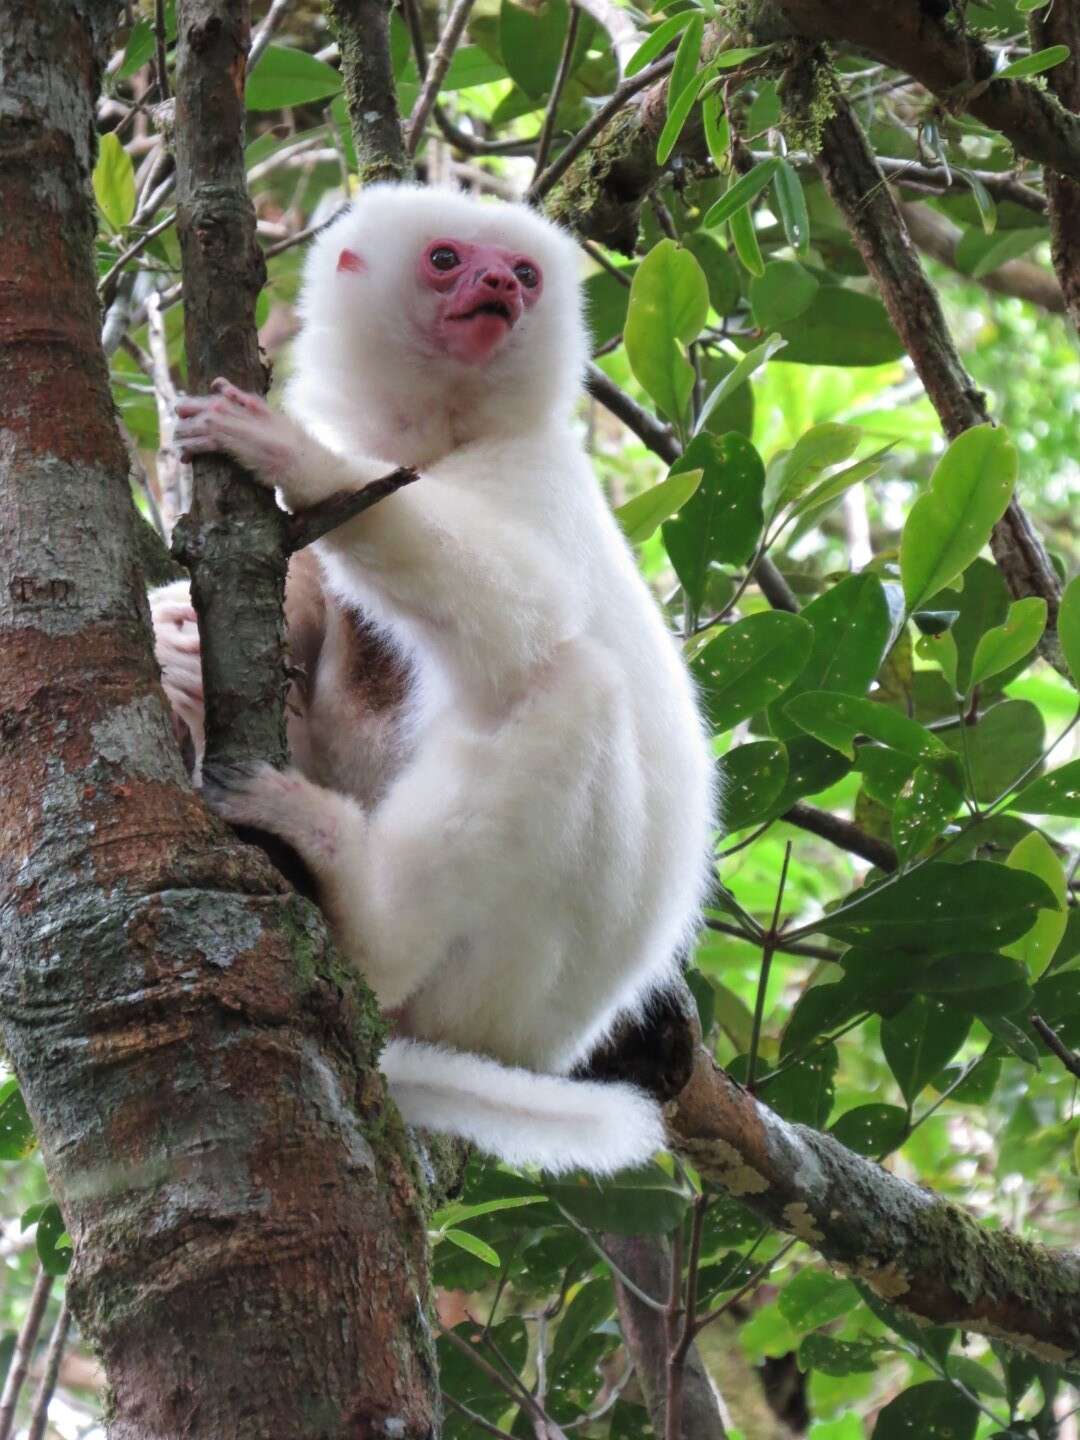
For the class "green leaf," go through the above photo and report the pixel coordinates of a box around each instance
[246,44,343,109]
[616,467,703,545]
[891,759,964,862]
[704,158,780,229]
[779,1271,859,1333]
[682,232,740,318]
[920,953,1032,1016]
[935,557,1009,694]
[0,1080,36,1161]
[662,433,765,605]
[969,597,1046,689]
[817,861,1060,952]
[873,1381,977,1440]
[769,574,892,741]
[956,167,997,234]
[35,1202,72,1276]
[707,44,774,70]
[692,612,813,733]
[728,202,764,276]
[1002,831,1067,978]
[625,11,697,77]
[702,92,730,167]
[442,1228,500,1267]
[749,261,819,330]
[788,447,894,528]
[996,44,1070,79]
[940,698,1045,804]
[433,1194,545,1229]
[93,133,136,232]
[882,997,971,1105]
[721,741,788,831]
[550,1277,615,1376]
[759,1044,837,1125]
[657,71,705,164]
[798,1333,880,1377]
[956,227,1044,280]
[784,692,947,761]
[829,1104,908,1157]
[1059,573,1080,689]
[772,159,810,255]
[624,239,709,423]
[694,333,785,436]
[547,1164,688,1235]
[900,425,1018,612]
[767,287,902,366]
[656,13,704,163]
[500,0,571,97]
[1012,757,1080,816]
[770,736,851,815]
[119,18,156,78]
[769,424,862,513]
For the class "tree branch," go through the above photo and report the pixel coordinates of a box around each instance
[172,0,288,769]
[782,802,897,871]
[324,0,410,182]
[768,0,1080,184]
[605,1234,728,1439]
[1029,0,1080,330]
[405,0,477,157]
[284,468,418,552]
[585,365,798,613]
[806,90,1062,642]
[899,201,1064,314]
[666,1046,1080,1363]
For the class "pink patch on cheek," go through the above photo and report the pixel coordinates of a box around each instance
[337,248,366,275]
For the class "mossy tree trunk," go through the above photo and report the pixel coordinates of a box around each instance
[0,3,438,1435]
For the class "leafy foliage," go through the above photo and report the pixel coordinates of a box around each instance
[7,1,1076,1436]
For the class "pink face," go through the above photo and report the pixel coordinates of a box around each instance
[417,237,544,365]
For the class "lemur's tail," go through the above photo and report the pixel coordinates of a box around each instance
[382,1039,664,1175]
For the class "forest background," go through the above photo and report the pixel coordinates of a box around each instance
[1,0,1080,1437]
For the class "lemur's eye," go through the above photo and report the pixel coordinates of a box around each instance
[514,261,540,289]
[430,246,460,271]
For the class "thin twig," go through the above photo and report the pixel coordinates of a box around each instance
[0,1267,53,1440]
[405,0,478,157]
[705,918,842,964]
[553,1203,668,1313]
[154,0,169,99]
[441,1391,518,1439]
[665,1194,707,1440]
[783,802,898,872]
[248,0,293,72]
[1032,1015,1080,1080]
[581,238,632,285]
[533,6,582,180]
[284,468,418,553]
[97,209,178,297]
[529,54,675,203]
[26,1299,72,1440]
[262,204,349,259]
[437,1327,569,1439]
[746,841,792,1092]
[692,1237,797,1337]
[662,1221,685,1440]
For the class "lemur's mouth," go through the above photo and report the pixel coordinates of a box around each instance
[452,300,513,324]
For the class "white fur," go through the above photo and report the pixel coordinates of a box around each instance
[158,184,716,1175]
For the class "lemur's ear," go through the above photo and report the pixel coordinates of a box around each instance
[337,249,365,275]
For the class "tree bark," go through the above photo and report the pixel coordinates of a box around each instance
[0,4,439,1435]
[172,0,288,770]
[605,1235,728,1440]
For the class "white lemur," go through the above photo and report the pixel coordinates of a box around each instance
[151,184,714,1174]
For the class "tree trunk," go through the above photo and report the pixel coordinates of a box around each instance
[0,3,439,1435]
